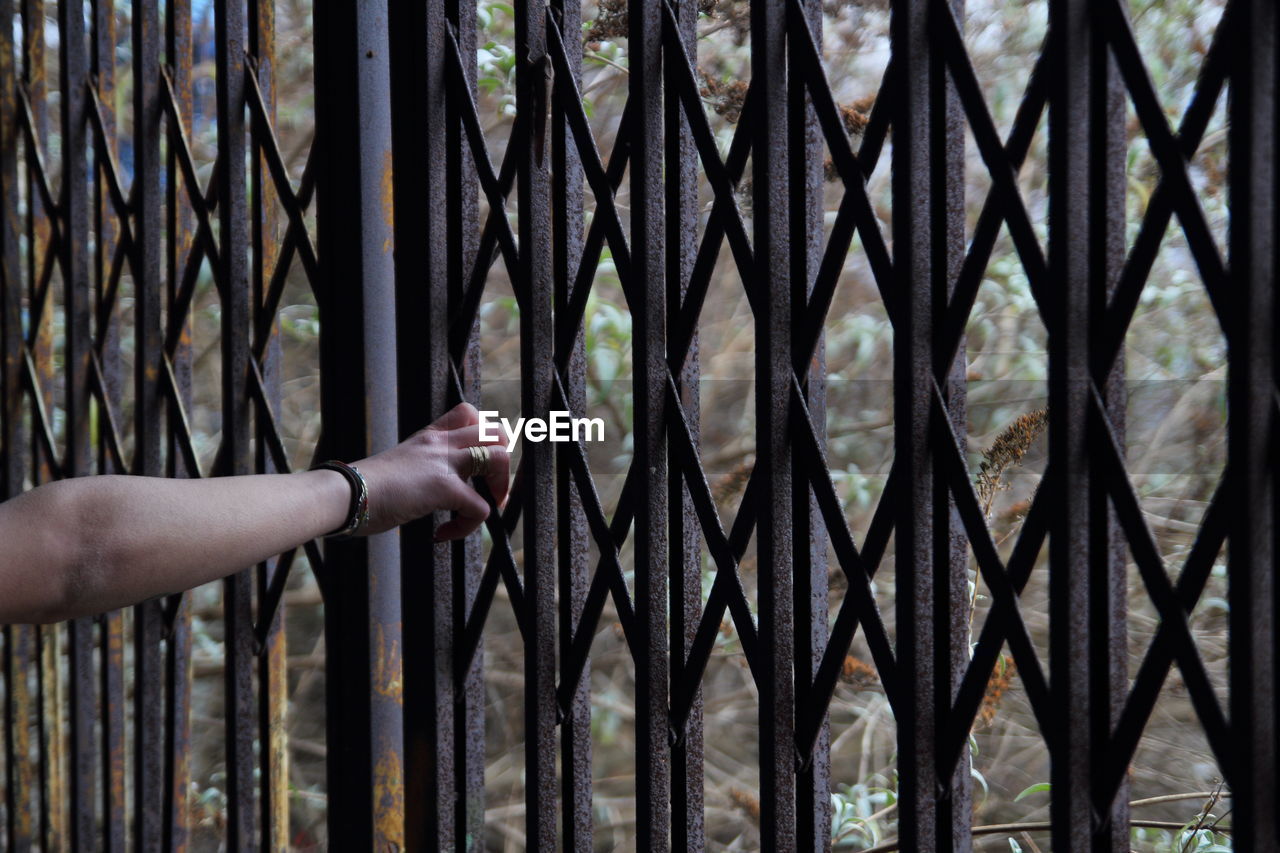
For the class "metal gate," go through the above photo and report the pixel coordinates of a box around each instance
[0,0,1275,849]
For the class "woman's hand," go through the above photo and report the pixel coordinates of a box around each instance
[353,401,511,539]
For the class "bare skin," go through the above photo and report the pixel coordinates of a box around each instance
[0,402,509,624]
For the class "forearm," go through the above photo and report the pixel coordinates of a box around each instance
[0,402,512,625]
[0,470,348,623]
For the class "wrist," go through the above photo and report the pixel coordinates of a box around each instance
[312,460,371,537]
[303,467,353,538]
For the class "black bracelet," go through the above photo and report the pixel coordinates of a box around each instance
[313,460,370,538]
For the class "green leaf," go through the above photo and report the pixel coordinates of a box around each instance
[1014,782,1051,802]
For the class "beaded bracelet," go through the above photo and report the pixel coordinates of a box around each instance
[314,460,370,538]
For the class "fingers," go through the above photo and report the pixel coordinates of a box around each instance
[424,443,510,542]
[481,445,511,508]
[448,444,511,507]
[445,423,506,450]
[427,401,480,432]
[433,479,490,542]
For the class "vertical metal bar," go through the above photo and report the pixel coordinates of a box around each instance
[38,624,67,851]
[752,0,794,842]
[1227,2,1278,848]
[132,0,166,847]
[1091,4,1128,845]
[91,0,122,442]
[163,0,195,848]
[0,0,18,502]
[629,0,669,842]
[89,4,127,846]
[214,0,257,847]
[23,0,50,491]
[890,0,961,844]
[932,0,971,844]
[387,0,455,843]
[515,0,558,838]
[551,0,591,840]
[101,613,125,853]
[23,5,60,848]
[313,3,405,847]
[788,0,828,845]
[447,0,485,836]
[57,0,96,843]
[60,0,90,482]
[1047,0,1095,845]
[3,628,35,852]
[666,0,703,845]
[0,6,34,848]
[248,1,289,848]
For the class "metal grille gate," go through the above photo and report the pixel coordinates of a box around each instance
[0,0,1276,850]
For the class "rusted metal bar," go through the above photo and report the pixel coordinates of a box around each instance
[387,0,457,843]
[629,0,670,843]
[38,624,67,851]
[101,611,125,853]
[91,0,123,453]
[447,0,485,838]
[23,0,54,485]
[88,3,127,845]
[313,2,405,847]
[163,0,195,848]
[130,0,167,847]
[0,7,35,848]
[1227,1,1279,847]
[56,0,96,843]
[214,0,257,847]
[22,4,60,845]
[3,626,36,852]
[665,0,702,845]
[549,0,591,842]
[248,0,290,847]
[513,0,559,839]
[751,0,794,843]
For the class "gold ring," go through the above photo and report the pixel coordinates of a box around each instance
[467,445,491,479]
